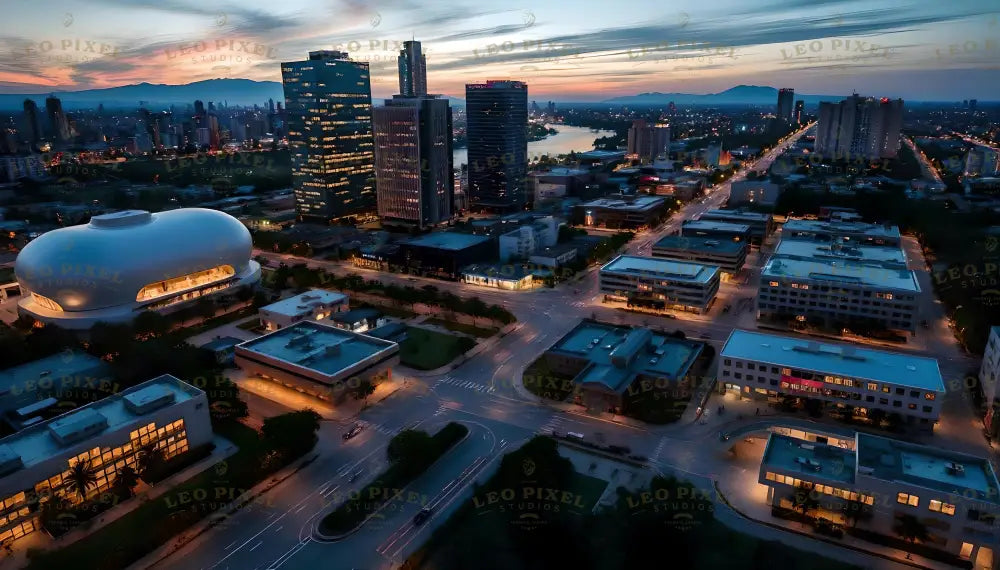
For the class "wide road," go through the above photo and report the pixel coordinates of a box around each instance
[146,120,983,570]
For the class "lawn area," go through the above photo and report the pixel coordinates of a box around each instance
[425,318,498,338]
[236,318,262,332]
[399,327,475,370]
[357,303,416,319]
[0,266,14,283]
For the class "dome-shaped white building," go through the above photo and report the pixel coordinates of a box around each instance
[15,208,261,329]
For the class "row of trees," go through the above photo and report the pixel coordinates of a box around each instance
[269,264,516,324]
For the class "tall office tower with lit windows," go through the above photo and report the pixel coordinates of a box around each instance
[45,95,70,142]
[21,99,41,147]
[465,80,528,212]
[793,100,804,124]
[397,41,427,97]
[816,94,904,160]
[281,51,376,222]
[777,88,794,122]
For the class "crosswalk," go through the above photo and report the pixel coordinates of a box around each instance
[538,415,566,436]
[356,420,398,436]
[432,403,450,417]
[432,375,496,393]
[571,301,587,308]
[652,436,669,461]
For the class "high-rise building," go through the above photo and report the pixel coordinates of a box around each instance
[793,100,804,124]
[397,40,427,97]
[374,39,453,229]
[268,98,275,114]
[194,100,205,117]
[282,50,376,221]
[21,99,41,147]
[44,95,69,142]
[970,99,978,111]
[777,88,794,122]
[815,94,904,160]
[465,80,528,212]
[373,96,453,228]
[627,119,670,162]
[965,147,1000,177]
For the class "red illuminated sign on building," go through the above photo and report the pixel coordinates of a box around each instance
[781,375,823,390]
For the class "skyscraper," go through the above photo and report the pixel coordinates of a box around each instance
[282,50,376,222]
[374,40,454,229]
[21,99,41,147]
[45,95,69,142]
[794,100,804,124]
[777,88,794,122]
[465,80,528,212]
[815,94,904,160]
[627,120,670,162]
[397,41,427,97]
[194,100,205,116]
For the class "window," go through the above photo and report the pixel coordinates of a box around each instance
[771,367,779,374]
[724,359,731,366]
[929,500,956,515]
[923,405,932,413]
[898,493,919,507]
[893,401,902,407]
[895,388,905,395]
[748,363,756,370]
[882,386,891,393]
[925,393,936,401]
[867,382,878,392]
[908,403,917,410]
[736,362,743,369]
[880,398,889,405]
[866,396,874,403]
[734,373,742,380]
[910,391,920,398]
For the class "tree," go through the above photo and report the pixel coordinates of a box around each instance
[65,459,99,502]
[136,443,165,481]
[351,379,376,410]
[804,398,823,418]
[195,297,217,320]
[893,514,929,545]
[133,311,169,337]
[112,466,139,499]
[791,489,819,520]
[261,409,322,460]
[208,377,249,421]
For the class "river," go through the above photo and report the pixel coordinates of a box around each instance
[453,124,615,168]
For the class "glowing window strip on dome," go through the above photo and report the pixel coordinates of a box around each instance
[136,265,235,302]
[31,293,63,312]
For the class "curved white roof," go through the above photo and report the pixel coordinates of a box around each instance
[15,208,255,313]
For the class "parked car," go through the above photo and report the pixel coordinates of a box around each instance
[413,507,433,525]
[343,423,364,441]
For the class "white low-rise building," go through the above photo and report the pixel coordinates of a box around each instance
[0,375,212,545]
[259,289,349,331]
[759,431,999,568]
[720,329,944,430]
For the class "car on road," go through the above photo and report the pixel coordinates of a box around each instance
[413,507,433,525]
[342,423,364,441]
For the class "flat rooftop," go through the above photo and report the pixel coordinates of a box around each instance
[762,433,856,484]
[237,321,397,376]
[0,375,200,470]
[762,256,920,292]
[700,209,773,223]
[0,351,110,397]
[550,320,703,392]
[721,329,945,393]
[601,255,719,284]
[782,219,901,240]
[402,232,491,251]
[462,263,551,280]
[857,433,1000,504]
[653,235,746,255]
[580,196,665,212]
[775,240,907,267]
[681,220,752,234]
[261,289,348,317]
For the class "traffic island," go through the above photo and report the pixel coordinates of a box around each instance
[315,422,469,540]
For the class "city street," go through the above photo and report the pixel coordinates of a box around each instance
[144,121,990,570]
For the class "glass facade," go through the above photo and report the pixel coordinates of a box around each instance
[282,51,376,222]
[465,81,528,212]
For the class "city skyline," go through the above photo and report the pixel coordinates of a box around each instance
[0,0,998,101]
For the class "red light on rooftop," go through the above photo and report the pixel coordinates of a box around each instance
[880,97,889,103]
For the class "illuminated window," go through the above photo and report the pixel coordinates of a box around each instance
[769,281,779,287]
[898,493,919,506]
[31,293,63,312]
[136,265,236,302]
[925,393,936,401]
[867,382,878,391]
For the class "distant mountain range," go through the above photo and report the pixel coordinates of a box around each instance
[0,79,466,111]
[600,85,850,106]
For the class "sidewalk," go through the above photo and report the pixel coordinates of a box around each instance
[0,435,237,570]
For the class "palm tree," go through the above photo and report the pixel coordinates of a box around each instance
[893,514,929,546]
[112,466,139,499]
[136,443,165,480]
[64,459,99,502]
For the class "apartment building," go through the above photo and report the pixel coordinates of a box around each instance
[758,256,920,333]
[599,255,720,314]
[759,432,998,569]
[719,329,944,430]
[980,327,1000,437]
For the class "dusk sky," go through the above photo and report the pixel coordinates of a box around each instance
[1,0,998,101]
